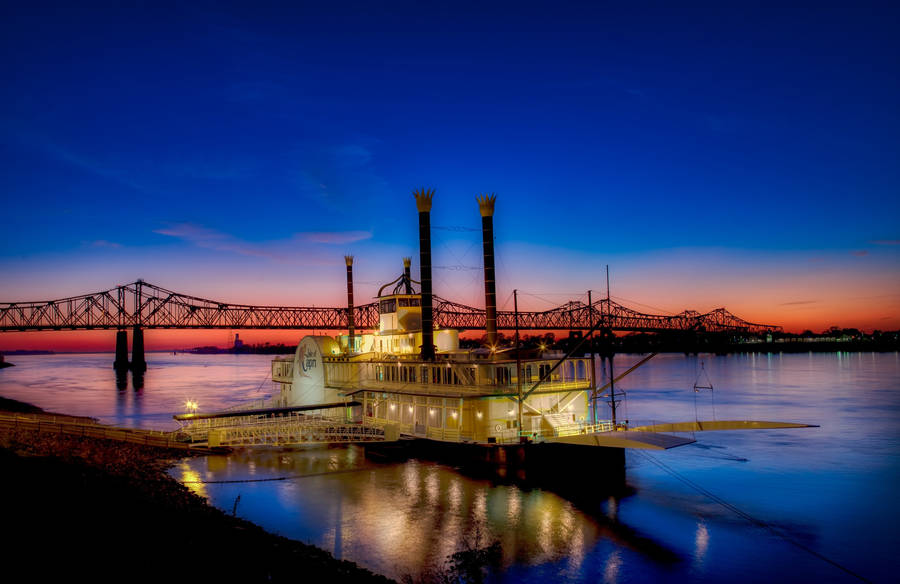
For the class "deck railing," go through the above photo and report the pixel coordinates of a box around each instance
[332,378,591,397]
[205,417,388,447]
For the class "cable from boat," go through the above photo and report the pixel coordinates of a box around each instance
[634,450,872,583]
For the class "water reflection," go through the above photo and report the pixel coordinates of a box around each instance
[3,352,898,582]
[115,369,128,390]
[603,549,621,583]
[176,446,624,581]
[693,521,709,567]
[177,461,208,498]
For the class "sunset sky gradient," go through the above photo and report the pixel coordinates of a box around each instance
[1,2,898,350]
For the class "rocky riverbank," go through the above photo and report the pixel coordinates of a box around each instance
[0,397,393,583]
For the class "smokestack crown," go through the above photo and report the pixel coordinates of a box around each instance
[477,193,496,217]
[414,188,434,212]
[344,255,354,266]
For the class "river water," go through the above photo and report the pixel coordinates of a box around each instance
[1,351,897,583]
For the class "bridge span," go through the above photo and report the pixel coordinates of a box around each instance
[0,280,779,335]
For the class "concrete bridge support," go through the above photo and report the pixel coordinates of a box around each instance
[113,330,129,371]
[131,326,147,372]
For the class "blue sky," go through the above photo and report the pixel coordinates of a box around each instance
[1,1,898,334]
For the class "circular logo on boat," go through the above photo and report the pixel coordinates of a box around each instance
[297,338,319,375]
[300,346,317,373]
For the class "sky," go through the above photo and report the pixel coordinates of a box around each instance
[1,1,898,350]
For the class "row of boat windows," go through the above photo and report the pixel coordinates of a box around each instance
[365,400,459,428]
[375,365,465,385]
[272,361,292,378]
[371,362,579,385]
[379,297,421,313]
[364,398,520,432]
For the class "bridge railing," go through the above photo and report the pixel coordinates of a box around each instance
[0,280,781,334]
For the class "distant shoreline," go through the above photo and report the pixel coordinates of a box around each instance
[1,345,898,356]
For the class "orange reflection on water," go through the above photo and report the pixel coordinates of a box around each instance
[178,461,208,499]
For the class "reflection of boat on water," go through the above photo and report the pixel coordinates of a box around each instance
[174,190,813,461]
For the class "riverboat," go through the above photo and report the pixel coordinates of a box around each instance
[260,190,684,451]
[176,190,812,453]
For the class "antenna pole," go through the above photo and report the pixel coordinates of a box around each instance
[606,265,610,302]
[605,265,617,428]
[588,290,597,425]
[514,289,523,438]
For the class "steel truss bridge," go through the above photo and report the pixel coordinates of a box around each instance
[0,280,780,335]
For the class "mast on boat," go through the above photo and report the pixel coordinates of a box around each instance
[514,289,523,437]
[606,265,619,427]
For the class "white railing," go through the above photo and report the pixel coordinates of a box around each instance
[329,378,591,396]
[207,418,386,447]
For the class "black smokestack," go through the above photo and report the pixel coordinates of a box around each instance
[414,188,435,361]
[403,257,413,294]
[345,255,355,352]
[477,193,498,347]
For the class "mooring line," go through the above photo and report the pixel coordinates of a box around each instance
[181,465,378,484]
[634,450,872,583]
[685,443,748,462]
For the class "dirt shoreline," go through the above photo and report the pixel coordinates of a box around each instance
[0,396,393,583]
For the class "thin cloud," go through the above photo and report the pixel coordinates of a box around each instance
[40,141,149,193]
[779,300,820,306]
[89,240,122,249]
[300,231,372,244]
[155,222,281,260]
[155,223,230,246]
[850,250,869,257]
[154,222,364,264]
[870,239,900,246]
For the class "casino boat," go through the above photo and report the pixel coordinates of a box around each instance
[175,190,813,455]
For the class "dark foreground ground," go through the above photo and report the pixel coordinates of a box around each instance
[0,397,393,583]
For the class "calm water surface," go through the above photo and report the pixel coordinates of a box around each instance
[1,351,898,582]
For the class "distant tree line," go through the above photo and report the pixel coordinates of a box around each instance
[184,327,899,356]
[460,327,900,354]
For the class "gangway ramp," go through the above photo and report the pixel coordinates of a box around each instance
[546,430,696,450]
[205,418,398,448]
[628,420,818,433]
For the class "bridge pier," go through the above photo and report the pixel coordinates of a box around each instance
[131,326,147,373]
[113,330,129,371]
